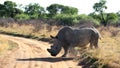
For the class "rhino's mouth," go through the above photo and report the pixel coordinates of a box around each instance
[47,48,57,56]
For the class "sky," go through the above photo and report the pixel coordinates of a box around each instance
[0,0,120,14]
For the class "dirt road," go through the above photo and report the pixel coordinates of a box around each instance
[0,34,81,68]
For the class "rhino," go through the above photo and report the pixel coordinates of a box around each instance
[47,26,101,57]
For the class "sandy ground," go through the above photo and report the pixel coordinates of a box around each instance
[0,34,81,68]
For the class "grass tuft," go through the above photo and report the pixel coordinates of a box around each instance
[0,36,18,55]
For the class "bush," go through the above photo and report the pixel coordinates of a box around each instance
[106,13,118,25]
[77,14,100,26]
[52,14,100,26]
[14,13,30,20]
[53,14,80,26]
[30,14,39,19]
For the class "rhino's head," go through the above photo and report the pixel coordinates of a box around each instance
[47,36,62,56]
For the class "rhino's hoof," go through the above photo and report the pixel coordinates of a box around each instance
[51,53,57,56]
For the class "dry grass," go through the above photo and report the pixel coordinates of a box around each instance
[79,36,120,68]
[0,37,9,55]
[0,23,34,35]
[77,26,120,68]
[96,26,120,64]
[0,23,59,38]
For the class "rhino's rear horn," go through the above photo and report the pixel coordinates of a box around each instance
[50,35,58,39]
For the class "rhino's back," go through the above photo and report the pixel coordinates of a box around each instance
[72,28,93,47]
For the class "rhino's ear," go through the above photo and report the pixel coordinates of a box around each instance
[50,35,55,39]
[50,35,58,39]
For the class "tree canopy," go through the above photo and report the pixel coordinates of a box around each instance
[0,0,120,26]
[47,4,78,17]
[93,0,107,26]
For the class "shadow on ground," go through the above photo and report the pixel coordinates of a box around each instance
[17,57,74,62]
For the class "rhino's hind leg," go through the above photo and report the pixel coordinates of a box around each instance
[94,39,99,48]
[90,42,98,49]
[90,42,94,49]
[90,36,99,49]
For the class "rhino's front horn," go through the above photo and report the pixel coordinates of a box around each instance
[47,48,57,56]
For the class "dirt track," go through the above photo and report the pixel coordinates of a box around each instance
[0,34,81,68]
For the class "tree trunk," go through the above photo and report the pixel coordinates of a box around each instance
[101,12,107,26]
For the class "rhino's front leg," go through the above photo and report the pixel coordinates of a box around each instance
[62,46,69,57]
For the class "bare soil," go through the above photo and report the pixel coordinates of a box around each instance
[0,34,81,68]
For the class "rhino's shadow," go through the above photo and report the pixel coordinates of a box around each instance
[17,57,74,62]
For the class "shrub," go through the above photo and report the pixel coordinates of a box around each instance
[76,14,100,26]
[53,14,78,26]
[14,13,30,20]
[53,14,100,26]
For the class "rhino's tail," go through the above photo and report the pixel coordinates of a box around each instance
[97,30,102,40]
[92,26,102,40]
[99,34,102,40]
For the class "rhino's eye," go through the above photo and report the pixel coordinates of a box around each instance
[51,46,53,48]
[55,46,58,49]
[51,45,56,49]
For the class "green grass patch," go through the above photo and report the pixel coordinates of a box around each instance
[7,40,18,50]
[0,37,18,55]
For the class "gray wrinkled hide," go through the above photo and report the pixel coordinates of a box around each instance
[47,26,101,57]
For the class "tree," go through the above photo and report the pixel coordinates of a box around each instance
[93,0,107,26]
[0,4,6,17]
[0,1,22,18]
[47,4,78,17]
[46,4,63,17]
[61,6,78,15]
[89,12,101,22]
[25,3,45,19]
[116,11,120,17]
[4,1,17,17]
